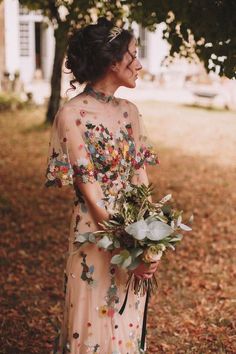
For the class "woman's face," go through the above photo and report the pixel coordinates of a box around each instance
[113,37,142,88]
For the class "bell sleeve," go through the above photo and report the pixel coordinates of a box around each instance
[45,107,96,188]
[130,103,159,186]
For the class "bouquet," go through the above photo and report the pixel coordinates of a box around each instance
[73,183,192,295]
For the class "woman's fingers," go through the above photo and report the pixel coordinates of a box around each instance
[142,262,158,274]
[137,272,156,279]
[138,273,153,279]
[135,274,142,280]
[149,261,159,270]
[132,260,160,279]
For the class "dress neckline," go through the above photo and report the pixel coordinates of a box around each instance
[84,84,115,103]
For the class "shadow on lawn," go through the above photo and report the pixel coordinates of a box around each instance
[0,109,235,353]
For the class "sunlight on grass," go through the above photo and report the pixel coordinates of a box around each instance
[0,107,235,353]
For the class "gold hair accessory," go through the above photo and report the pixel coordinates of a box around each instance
[107,26,123,43]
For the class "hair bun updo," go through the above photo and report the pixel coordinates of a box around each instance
[97,17,113,29]
[65,17,134,87]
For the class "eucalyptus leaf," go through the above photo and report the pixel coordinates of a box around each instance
[111,254,123,265]
[120,249,131,259]
[88,234,96,243]
[109,219,122,225]
[189,214,194,223]
[147,221,173,240]
[121,255,132,268]
[177,215,182,226]
[167,244,176,250]
[127,258,141,270]
[169,234,183,242]
[159,194,172,203]
[131,248,144,258]
[155,215,168,223]
[97,235,113,249]
[74,232,90,243]
[179,223,192,231]
[114,240,121,248]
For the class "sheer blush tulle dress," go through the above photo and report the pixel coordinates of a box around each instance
[45,86,159,354]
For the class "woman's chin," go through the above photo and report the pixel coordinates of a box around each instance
[123,81,136,89]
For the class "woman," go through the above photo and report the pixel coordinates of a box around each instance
[45,17,159,354]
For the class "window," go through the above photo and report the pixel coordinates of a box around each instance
[139,27,147,59]
[19,22,30,57]
[19,6,29,15]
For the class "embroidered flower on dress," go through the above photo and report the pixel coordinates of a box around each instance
[80,252,95,286]
[98,305,108,317]
[45,149,74,188]
[45,121,159,194]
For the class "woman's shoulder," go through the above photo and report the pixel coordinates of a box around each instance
[117,97,138,112]
[61,92,88,111]
[55,92,90,123]
[117,98,140,124]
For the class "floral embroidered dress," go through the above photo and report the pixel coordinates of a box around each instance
[45,86,159,354]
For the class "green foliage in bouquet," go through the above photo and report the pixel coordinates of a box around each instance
[74,183,192,274]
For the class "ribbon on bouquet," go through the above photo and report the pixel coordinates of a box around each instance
[119,274,151,352]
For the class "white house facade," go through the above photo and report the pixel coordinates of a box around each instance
[1,0,171,89]
[1,0,55,86]
[1,0,235,109]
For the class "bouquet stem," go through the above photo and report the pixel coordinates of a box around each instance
[131,273,158,296]
[119,273,158,352]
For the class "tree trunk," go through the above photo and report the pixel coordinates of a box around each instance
[46,24,68,124]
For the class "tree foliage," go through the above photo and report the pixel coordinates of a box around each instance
[20,0,234,79]
[128,0,236,79]
[18,0,235,123]
[19,0,126,32]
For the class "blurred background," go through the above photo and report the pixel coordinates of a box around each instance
[1,0,236,108]
[0,1,235,353]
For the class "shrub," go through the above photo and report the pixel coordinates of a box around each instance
[0,93,28,112]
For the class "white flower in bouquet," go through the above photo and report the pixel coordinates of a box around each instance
[142,244,166,263]
[125,220,149,240]
[146,220,173,240]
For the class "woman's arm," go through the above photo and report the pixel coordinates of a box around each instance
[74,178,110,227]
[56,105,110,229]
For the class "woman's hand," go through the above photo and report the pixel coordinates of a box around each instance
[132,261,159,280]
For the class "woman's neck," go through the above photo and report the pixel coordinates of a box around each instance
[90,77,119,97]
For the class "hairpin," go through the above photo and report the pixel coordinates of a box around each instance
[107,26,123,43]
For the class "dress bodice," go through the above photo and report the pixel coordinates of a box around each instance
[45,87,159,210]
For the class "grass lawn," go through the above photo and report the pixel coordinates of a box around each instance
[0,105,235,353]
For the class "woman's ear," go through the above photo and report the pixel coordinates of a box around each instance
[111,63,119,72]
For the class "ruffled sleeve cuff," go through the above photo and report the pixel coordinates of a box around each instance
[45,151,97,188]
[132,143,160,170]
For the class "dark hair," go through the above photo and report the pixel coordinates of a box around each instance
[65,17,134,88]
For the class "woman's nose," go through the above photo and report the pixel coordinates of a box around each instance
[136,58,142,71]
